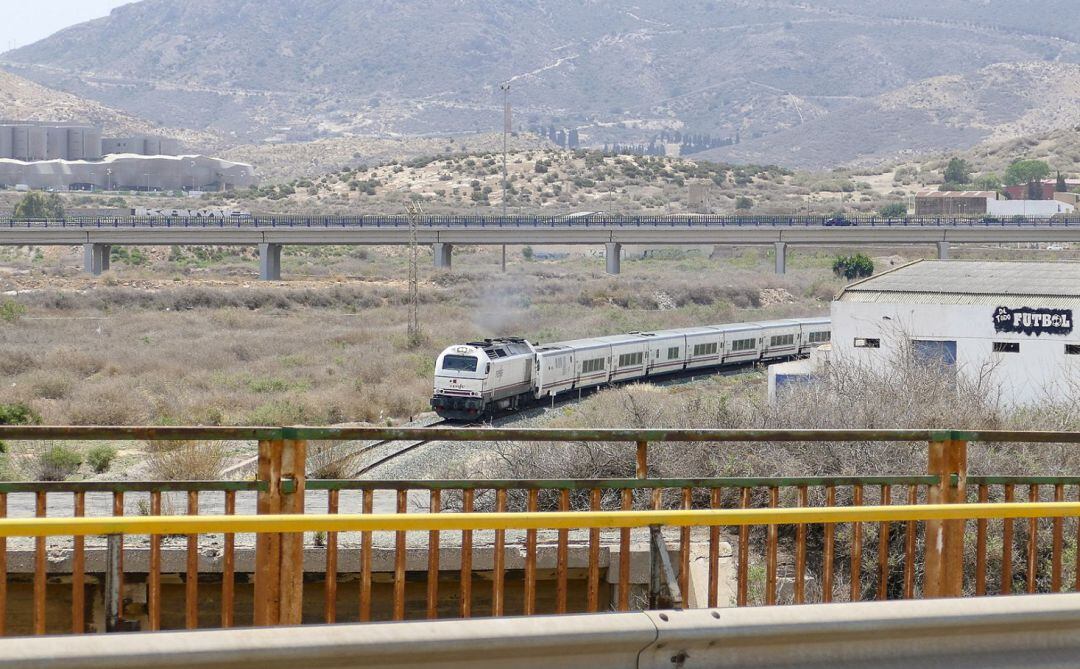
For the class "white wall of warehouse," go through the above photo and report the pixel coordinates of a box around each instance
[831,301,1080,406]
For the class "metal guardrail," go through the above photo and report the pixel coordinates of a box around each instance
[1,214,1078,228]
[5,592,1080,668]
[2,426,1080,637]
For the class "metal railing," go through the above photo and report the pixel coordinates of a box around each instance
[1,426,1080,636]
[0,214,1078,228]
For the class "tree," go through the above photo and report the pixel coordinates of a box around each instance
[878,202,907,217]
[1004,159,1050,187]
[1056,171,1068,192]
[832,253,874,281]
[12,192,65,220]
[943,157,972,186]
[974,173,1001,191]
[735,196,753,210]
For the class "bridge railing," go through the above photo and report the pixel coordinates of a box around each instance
[1,426,1080,635]
[1,214,1078,228]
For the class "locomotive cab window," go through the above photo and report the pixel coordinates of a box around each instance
[441,355,478,372]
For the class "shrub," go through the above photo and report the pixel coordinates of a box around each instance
[878,202,907,217]
[33,444,83,481]
[832,253,874,280]
[86,444,118,474]
[146,440,229,480]
[0,300,26,323]
[735,196,753,210]
[522,246,534,261]
[0,402,41,426]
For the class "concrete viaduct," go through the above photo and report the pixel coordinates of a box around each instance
[0,215,1078,279]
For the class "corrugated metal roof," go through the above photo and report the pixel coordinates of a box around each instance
[838,260,1080,305]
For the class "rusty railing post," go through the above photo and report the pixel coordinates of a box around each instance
[636,440,648,479]
[924,434,968,598]
[254,435,307,626]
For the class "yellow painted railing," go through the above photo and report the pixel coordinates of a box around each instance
[3,502,1079,537]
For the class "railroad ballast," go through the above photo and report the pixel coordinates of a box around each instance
[431,317,831,420]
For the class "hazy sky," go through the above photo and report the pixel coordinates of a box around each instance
[0,0,134,54]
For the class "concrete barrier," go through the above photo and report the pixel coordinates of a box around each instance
[5,594,1080,668]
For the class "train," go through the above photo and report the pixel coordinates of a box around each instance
[431,317,831,420]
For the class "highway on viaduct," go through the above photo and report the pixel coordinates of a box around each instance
[1,214,1078,279]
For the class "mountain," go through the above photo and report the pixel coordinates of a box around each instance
[0,69,220,150]
[4,0,1080,167]
[701,62,1080,168]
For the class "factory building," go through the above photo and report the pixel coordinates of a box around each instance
[0,154,255,191]
[101,136,179,156]
[829,260,1080,405]
[0,122,102,161]
[0,121,252,191]
[914,190,1076,218]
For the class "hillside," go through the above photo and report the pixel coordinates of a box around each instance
[702,62,1080,168]
[220,133,551,182]
[0,69,220,150]
[182,148,912,216]
[5,0,1080,167]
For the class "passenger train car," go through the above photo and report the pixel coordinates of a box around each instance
[431,317,831,420]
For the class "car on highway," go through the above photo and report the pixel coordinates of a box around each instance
[823,216,854,226]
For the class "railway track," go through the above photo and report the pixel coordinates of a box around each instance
[348,419,449,476]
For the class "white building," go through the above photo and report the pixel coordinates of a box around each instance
[831,260,1080,405]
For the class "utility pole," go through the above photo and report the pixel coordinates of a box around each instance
[500,81,511,217]
[405,198,422,347]
[500,81,510,272]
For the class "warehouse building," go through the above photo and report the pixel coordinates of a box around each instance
[914,190,1075,217]
[831,260,1080,405]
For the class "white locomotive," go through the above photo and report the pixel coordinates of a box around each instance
[431,317,831,420]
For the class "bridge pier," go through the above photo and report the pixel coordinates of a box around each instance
[936,241,950,260]
[83,243,111,276]
[605,243,621,275]
[433,243,453,269]
[258,243,282,281]
[774,242,787,274]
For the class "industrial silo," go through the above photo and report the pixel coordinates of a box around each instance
[0,125,12,159]
[67,127,85,160]
[83,127,102,160]
[11,125,29,160]
[46,126,67,159]
[143,137,161,155]
[27,126,46,161]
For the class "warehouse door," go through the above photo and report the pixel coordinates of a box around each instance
[912,340,957,370]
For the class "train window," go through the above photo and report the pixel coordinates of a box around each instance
[993,342,1019,353]
[769,334,795,347]
[441,355,478,372]
[667,346,680,360]
[808,331,831,344]
[730,338,756,352]
[582,358,606,373]
[854,338,880,348]
[618,352,644,367]
[692,342,718,356]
